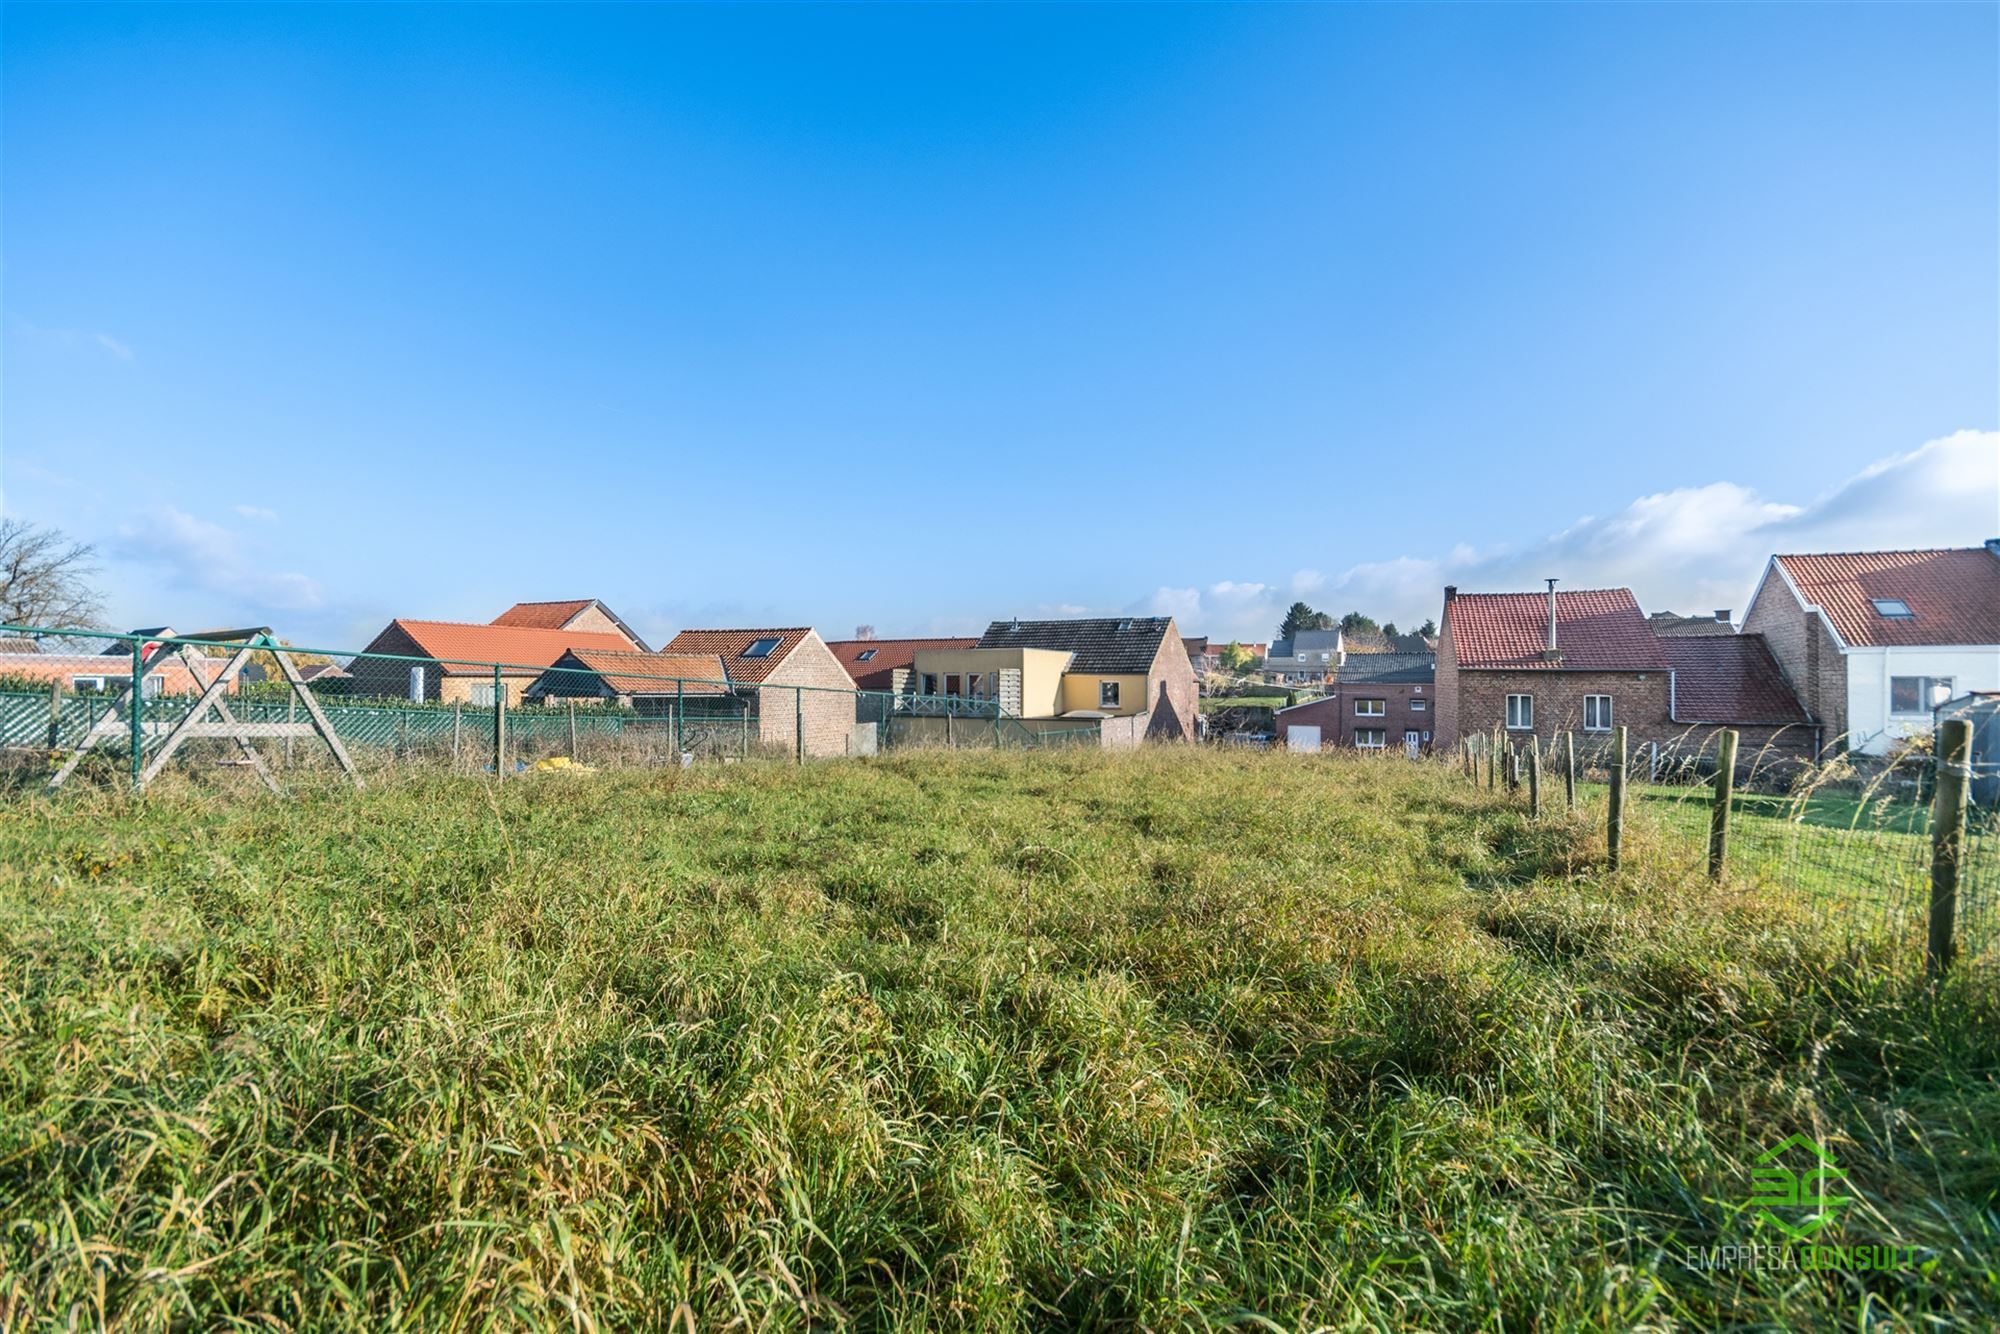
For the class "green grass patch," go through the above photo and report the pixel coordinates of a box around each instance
[1,750,1994,1328]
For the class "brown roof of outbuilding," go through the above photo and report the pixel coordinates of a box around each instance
[493,599,595,629]
[1662,633,1812,725]
[387,620,640,675]
[975,617,1174,674]
[1770,549,2000,647]
[826,637,978,692]
[660,628,817,684]
[545,649,731,696]
[1447,589,1669,670]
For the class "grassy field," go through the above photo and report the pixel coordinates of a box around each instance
[1,750,1995,1329]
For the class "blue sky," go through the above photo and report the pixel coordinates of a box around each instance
[4,3,1996,648]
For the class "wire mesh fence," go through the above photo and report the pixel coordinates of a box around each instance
[0,625,1112,789]
[1458,725,1996,976]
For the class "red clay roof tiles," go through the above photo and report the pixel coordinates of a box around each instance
[660,628,816,684]
[1771,549,2000,648]
[1661,634,1811,725]
[1447,589,1669,671]
[547,649,731,696]
[388,620,640,675]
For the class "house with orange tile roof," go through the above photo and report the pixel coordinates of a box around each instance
[346,619,644,706]
[659,627,856,758]
[826,637,978,695]
[1436,582,1815,775]
[1742,544,2000,755]
[491,599,650,651]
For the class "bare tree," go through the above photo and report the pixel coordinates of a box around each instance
[0,518,106,630]
[854,624,877,641]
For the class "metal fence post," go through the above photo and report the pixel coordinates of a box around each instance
[47,679,61,751]
[492,666,506,779]
[795,688,804,764]
[1929,718,1973,977]
[129,642,144,791]
[1607,725,1627,870]
[1563,730,1577,811]
[675,679,684,757]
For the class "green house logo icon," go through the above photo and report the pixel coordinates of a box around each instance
[1748,1134,1849,1239]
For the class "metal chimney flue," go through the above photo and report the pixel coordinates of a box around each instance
[1542,579,1561,662]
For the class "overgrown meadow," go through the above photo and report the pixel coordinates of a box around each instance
[1,750,1994,1329]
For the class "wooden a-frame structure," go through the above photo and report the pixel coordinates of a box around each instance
[47,628,362,793]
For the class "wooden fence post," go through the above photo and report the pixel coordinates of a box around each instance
[568,700,579,760]
[1607,725,1628,870]
[47,679,61,750]
[1707,729,1738,882]
[1489,726,1500,791]
[1563,730,1577,811]
[452,700,463,768]
[1528,740,1542,818]
[1928,718,1973,976]
[795,688,805,764]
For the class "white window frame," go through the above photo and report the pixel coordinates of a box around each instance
[1354,698,1385,717]
[1354,728,1387,749]
[1099,680,1121,709]
[1409,698,1426,712]
[468,681,498,708]
[1583,694,1613,732]
[69,675,109,693]
[1505,694,1534,731]
[1889,675,1953,716]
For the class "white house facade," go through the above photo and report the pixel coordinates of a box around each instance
[1741,545,2000,757]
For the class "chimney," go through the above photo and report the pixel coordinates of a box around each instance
[1713,609,1731,624]
[1443,585,1457,603]
[1542,579,1561,662]
[1986,538,2000,561]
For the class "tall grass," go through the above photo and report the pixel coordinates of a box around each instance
[0,750,1993,1329]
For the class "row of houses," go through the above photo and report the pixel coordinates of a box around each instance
[1261,542,2000,768]
[9,544,1992,767]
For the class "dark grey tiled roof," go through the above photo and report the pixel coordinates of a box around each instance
[1337,652,1436,684]
[977,617,1172,674]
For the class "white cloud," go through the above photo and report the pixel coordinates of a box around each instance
[114,506,324,613]
[1163,429,2000,640]
[232,504,279,522]
[94,333,135,361]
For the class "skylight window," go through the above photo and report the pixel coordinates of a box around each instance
[742,637,781,659]
[1870,599,1913,619]
[856,649,878,662]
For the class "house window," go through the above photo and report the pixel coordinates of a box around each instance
[1355,728,1386,749]
[1890,676,1953,715]
[1506,694,1534,730]
[1871,599,1913,619]
[468,681,497,707]
[1099,680,1121,708]
[1409,698,1426,712]
[921,674,939,696]
[1583,695,1613,731]
[856,649,878,662]
[1355,698,1386,716]
[742,637,781,659]
[69,675,109,693]
[142,675,166,699]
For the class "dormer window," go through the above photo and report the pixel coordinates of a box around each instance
[742,637,781,659]
[1871,599,1913,619]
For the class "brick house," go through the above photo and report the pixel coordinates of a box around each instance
[1262,630,1344,684]
[1,632,241,699]
[492,599,652,651]
[1273,652,1435,752]
[1741,546,2000,756]
[660,627,856,759]
[1435,584,1815,775]
[347,620,642,706]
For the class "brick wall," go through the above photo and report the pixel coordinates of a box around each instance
[1436,597,1462,746]
[557,604,638,646]
[1145,627,1199,742]
[1457,668,1671,751]
[1743,572,1848,744]
[1274,685,1435,750]
[760,633,858,760]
